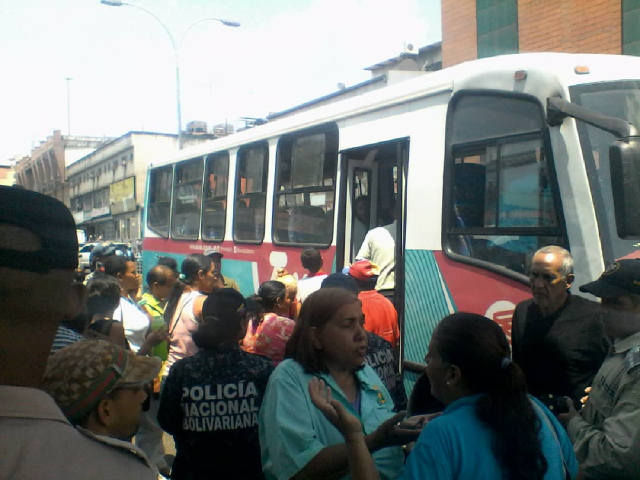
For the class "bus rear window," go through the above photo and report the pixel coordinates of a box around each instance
[202,152,229,242]
[273,124,338,245]
[234,143,267,243]
[171,158,203,240]
[147,166,172,237]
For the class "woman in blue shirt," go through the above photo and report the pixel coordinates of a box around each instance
[259,287,418,480]
[311,312,578,480]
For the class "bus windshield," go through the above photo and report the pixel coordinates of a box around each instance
[571,80,640,262]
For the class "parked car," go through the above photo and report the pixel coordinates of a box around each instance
[78,243,97,272]
[89,242,136,272]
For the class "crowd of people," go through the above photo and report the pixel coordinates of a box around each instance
[2,185,640,480]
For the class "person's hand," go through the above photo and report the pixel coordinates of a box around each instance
[368,409,434,450]
[558,396,579,426]
[398,413,441,430]
[309,378,362,437]
[580,386,592,408]
[145,325,169,347]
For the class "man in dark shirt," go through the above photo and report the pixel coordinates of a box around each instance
[512,246,609,406]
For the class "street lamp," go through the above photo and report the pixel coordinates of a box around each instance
[100,0,240,149]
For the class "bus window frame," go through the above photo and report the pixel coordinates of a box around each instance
[146,164,174,239]
[233,141,269,245]
[441,90,568,283]
[200,151,230,243]
[170,156,205,242]
[569,81,640,263]
[271,123,339,248]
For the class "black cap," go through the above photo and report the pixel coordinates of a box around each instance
[579,259,640,298]
[321,273,358,294]
[0,186,78,272]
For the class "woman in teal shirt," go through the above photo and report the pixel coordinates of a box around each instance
[259,287,418,480]
[311,312,578,480]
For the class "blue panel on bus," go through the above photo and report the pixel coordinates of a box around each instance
[403,249,455,393]
[141,251,258,297]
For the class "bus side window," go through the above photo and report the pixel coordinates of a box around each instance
[273,124,338,246]
[171,158,203,240]
[202,152,229,242]
[233,143,268,243]
[147,166,173,237]
[444,93,567,275]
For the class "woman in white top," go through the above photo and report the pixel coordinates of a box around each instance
[104,256,166,354]
[162,254,224,375]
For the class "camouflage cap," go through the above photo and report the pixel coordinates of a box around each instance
[42,339,161,423]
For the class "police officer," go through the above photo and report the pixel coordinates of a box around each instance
[158,289,273,480]
[559,259,640,479]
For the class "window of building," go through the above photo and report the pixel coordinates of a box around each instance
[273,124,338,245]
[202,152,229,242]
[233,142,268,243]
[444,93,566,276]
[171,158,203,240]
[624,0,640,56]
[476,0,518,58]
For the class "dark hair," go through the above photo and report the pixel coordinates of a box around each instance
[164,254,213,324]
[146,265,172,287]
[103,256,128,277]
[433,313,547,480]
[157,256,178,274]
[301,248,323,273]
[193,288,246,348]
[181,254,212,285]
[245,295,266,332]
[256,280,286,311]
[86,273,121,317]
[320,273,358,294]
[285,287,359,373]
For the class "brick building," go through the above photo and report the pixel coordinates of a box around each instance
[442,0,640,67]
[13,130,111,204]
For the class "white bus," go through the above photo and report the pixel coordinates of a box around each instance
[142,52,640,388]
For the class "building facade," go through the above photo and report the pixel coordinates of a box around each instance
[442,0,640,67]
[13,130,111,204]
[67,131,178,242]
[0,159,18,186]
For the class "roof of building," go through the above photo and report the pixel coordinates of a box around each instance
[267,75,386,120]
[364,42,442,71]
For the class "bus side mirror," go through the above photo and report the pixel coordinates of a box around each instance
[610,139,640,238]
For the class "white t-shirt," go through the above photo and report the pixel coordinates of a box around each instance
[356,221,396,291]
[113,296,150,353]
[297,274,328,304]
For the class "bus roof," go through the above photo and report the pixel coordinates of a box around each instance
[151,52,640,168]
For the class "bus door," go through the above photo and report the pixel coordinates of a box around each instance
[338,138,409,315]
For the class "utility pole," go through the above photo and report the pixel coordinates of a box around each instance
[65,77,73,135]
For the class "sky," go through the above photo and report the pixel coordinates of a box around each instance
[0,0,440,160]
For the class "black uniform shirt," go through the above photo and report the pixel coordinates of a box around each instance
[158,345,274,480]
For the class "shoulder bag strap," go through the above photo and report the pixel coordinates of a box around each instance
[168,295,190,338]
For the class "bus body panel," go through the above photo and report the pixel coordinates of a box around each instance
[141,53,640,396]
